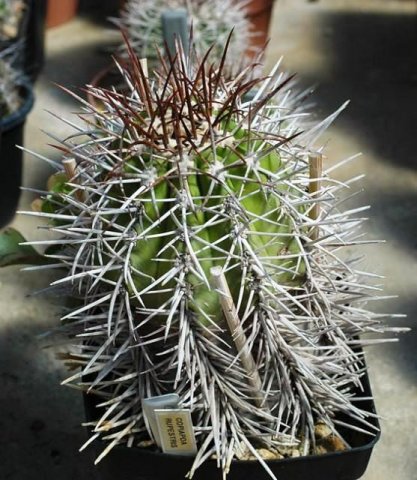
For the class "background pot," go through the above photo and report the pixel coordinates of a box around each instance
[246,0,275,58]
[0,83,34,228]
[83,363,379,480]
[46,0,78,28]
[25,0,47,79]
[86,63,123,111]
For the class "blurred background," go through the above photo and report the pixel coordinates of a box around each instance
[0,0,416,478]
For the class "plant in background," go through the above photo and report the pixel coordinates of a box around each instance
[0,39,33,228]
[115,0,252,72]
[1,41,405,479]
[0,55,21,116]
[0,0,25,41]
[0,0,46,81]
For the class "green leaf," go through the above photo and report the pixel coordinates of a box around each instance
[0,228,46,267]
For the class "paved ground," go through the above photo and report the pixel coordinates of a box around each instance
[0,0,416,478]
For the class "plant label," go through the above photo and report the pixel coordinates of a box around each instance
[142,394,180,447]
[154,409,197,456]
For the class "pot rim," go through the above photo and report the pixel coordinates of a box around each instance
[90,428,381,466]
[0,81,34,132]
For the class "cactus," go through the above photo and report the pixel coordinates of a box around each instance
[116,0,253,72]
[0,0,25,41]
[0,55,21,117]
[17,42,404,479]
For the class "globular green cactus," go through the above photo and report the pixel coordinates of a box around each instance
[116,0,253,72]
[19,43,404,479]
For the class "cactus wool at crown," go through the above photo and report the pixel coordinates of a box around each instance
[24,41,402,479]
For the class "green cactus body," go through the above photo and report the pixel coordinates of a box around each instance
[78,117,307,331]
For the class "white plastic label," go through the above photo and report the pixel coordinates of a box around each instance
[142,394,180,447]
[154,409,197,455]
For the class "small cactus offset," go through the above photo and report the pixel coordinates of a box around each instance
[116,0,253,72]
[21,43,403,479]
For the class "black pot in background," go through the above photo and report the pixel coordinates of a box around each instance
[83,367,380,480]
[0,82,34,228]
[25,0,47,80]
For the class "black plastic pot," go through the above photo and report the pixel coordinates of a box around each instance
[0,82,34,228]
[83,368,380,480]
[25,0,47,80]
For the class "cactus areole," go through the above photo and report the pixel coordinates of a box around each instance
[23,40,403,479]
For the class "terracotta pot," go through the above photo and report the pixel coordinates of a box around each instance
[46,0,78,28]
[245,0,275,57]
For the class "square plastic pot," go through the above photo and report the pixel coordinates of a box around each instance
[83,362,380,480]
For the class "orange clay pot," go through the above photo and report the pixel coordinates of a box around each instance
[245,0,275,57]
[46,0,79,28]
